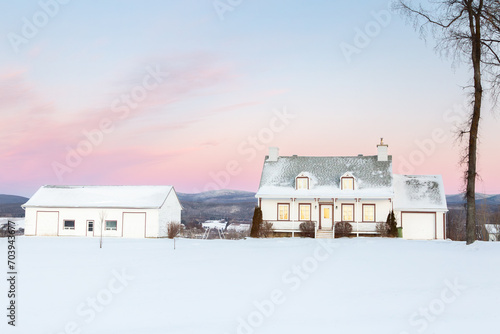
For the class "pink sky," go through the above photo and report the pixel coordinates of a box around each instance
[1,1,499,197]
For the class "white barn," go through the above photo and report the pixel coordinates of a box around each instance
[23,185,182,238]
[255,141,448,240]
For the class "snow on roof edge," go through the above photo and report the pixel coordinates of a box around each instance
[22,185,176,209]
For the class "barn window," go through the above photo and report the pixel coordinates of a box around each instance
[106,220,117,231]
[363,204,375,222]
[296,177,309,190]
[341,177,354,190]
[63,220,75,230]
[278,204,289,220]
[299,204,311,221]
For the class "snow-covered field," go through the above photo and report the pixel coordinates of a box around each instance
[1,237,498,334]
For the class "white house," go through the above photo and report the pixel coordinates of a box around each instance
[23,185,182,238]
[255,140,448,240]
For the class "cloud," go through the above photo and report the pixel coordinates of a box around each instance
[0,53,240,190]
[206,101,261,115]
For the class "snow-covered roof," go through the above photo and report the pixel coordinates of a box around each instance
[393,175,448,211]
[22,185,175,209]
[256,155,393,198]
[202,221,227,230]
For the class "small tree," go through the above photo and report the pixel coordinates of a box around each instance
[250,206,263,238]
[299,221,315,238]
[335,222,352,238]
[260,222,274,238]
[98,211,107,249]
[386,210,398,238]
[376,222,389,237]
[167,222,181,239]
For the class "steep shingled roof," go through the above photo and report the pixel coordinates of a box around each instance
[256,155,393,198]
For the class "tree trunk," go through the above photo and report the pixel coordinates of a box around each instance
[465,2,483,245]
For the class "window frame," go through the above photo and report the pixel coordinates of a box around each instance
[105,220,118,231]
[341,177,354,190]
[277,203,290,221]
[298,203,312,221]
[296,177,309,190]
[87,220,94,232]
[63,220,75,230]
[362,204,376,222]
[341,204,355,222]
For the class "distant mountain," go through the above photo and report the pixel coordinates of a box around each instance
[177,190,256,203]
[178,190,257,223]
[0,194,28,205]
[0,194,28,217]
[446,193,500,206]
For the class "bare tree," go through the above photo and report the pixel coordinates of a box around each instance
[99,211,107,249]
[476,198,491,240]
[167,222,181,239]
[395,0,500,244]
[447,207,466,240]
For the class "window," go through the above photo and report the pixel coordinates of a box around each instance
[299,204,311,221]
[324,207,330,219]
[296,177,309,190]
[278,204,289,220]
[341,177,354,190]
[342,204,354,221]
[363,205,375,222]
[88,221,94,232]
[63,220,75,230]
[105,220,117,231]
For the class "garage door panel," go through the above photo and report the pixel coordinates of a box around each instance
[122,212,146,238]
[37,211,59,236]
[402,212,435,240]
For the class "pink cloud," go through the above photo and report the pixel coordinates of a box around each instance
[0,55,243,194]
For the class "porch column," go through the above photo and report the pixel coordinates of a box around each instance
[356,198,360,237]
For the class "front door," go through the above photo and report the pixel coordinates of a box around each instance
[320,205,333,230]
[87,220,94,237]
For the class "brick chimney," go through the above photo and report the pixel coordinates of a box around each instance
[268,147,279,162]
[377,138,388,161]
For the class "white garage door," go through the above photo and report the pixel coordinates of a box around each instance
[37,211,59,236]
[122,212,146,238]
[402,212,435,240]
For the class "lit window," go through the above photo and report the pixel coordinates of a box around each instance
[64,220,75,230]
[278,204,289,220]
[342,177,354,190]
[296,177,309,190]
[106,220,117,231]
[324,207,330,219]
[363,205,375,222]
[299,204,311,221]
[342,204,354,221]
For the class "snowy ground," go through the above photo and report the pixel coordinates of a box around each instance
[1,237,498,334]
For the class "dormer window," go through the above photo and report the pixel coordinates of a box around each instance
[341,173,355,190]
[296,177,309,190]
[342,177,354,190]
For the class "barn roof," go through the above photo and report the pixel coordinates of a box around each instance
[393,175,448,211]
[22,185,176,209]
[256,155,393,198]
